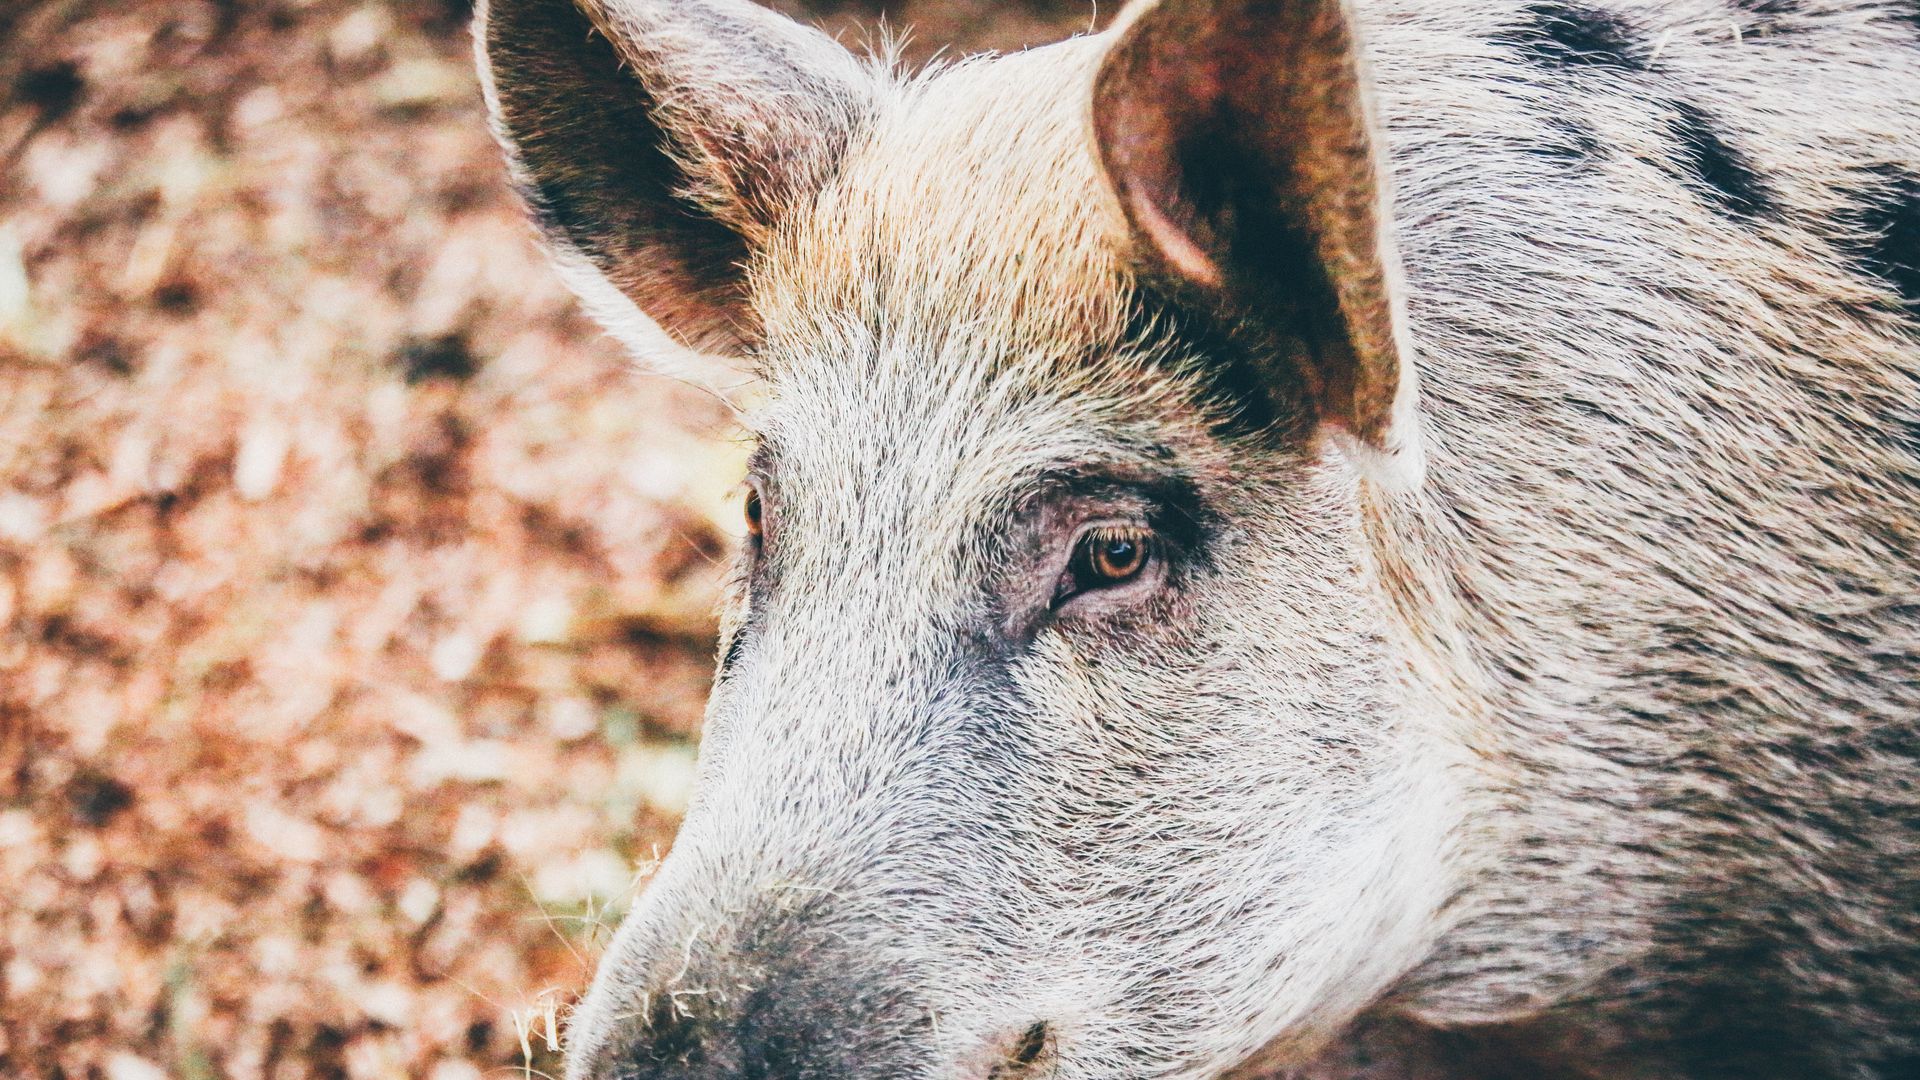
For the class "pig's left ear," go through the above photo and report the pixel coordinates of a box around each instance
[1092,0,1423,488]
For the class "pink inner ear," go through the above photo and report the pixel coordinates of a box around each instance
[1123,181,1224,290]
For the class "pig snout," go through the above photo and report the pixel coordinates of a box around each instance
[570,916,1054,1080]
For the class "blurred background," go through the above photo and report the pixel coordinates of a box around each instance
[0,1,1099,1076]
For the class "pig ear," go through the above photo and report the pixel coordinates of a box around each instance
[1092,0,1423,488]
[476,0,875,358]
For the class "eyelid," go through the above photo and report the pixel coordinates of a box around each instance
[1080,521,1151,545]
[1070,518,1155,552]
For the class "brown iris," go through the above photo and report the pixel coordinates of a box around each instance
[1075,525,1151,586]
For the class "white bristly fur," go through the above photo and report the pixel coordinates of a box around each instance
[480,1,1920,1076]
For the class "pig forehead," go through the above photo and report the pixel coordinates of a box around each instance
[752,39,1136,365]
[753,342,1195,530]
[745,43,1226,534]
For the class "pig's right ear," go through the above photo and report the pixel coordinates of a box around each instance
[476,0,875,359]
[1091,0,1423,488]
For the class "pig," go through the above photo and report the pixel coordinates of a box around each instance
[474,0,1920,1076]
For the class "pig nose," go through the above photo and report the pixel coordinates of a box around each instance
[577,969,1056,1080]
[575,939,939,1080]
[588,1006,1056,1080]
[981,1021,1054,1076]
[595,989,889,1078]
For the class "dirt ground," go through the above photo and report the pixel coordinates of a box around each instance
[0,1,1094,1077]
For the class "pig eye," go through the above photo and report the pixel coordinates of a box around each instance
[743,486,764,540]
[1057,523,1155,605]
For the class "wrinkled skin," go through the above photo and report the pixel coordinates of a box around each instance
[477,0,1920,1077]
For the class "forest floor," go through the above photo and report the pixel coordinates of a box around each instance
[0,0,1089,1076]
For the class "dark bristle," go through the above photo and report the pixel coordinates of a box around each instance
[1730,0,1804,34]
[1845,167,1920,316]
[717,632,746,676]
[1892,416,1920,463]
[988,1022,1052,1077]
[1498,3,1651,71]
[1732,0,1803,17]
[1012,1022,1049,1064]
[1666,101,1774,220]
[1120,288,1286,441]
[1523,115,1607,171]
